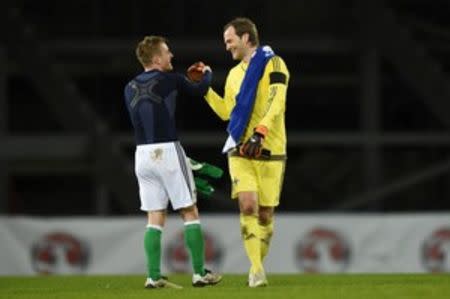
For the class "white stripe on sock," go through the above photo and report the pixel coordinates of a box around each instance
[146,224,163,231]
[184,219,201,226]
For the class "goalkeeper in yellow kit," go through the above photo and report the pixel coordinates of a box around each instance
[203,17,289,287]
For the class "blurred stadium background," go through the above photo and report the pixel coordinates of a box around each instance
[0,0,450,276]
[1,0,450,215]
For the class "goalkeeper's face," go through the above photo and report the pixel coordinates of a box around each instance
[223,26,247,61]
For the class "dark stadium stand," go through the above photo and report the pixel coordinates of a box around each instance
[1,0,449,214]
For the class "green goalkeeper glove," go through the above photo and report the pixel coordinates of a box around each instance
[189,158,224,198]
[194,177,214,198]
[189,158,224,179]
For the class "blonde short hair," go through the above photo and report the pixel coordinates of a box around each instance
[135,35,167,67]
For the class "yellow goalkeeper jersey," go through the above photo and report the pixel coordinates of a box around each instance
[205,55,289,155]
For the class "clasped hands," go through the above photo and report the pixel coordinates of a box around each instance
[186,61,211,81]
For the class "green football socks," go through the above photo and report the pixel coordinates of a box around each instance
[144,226,162,280]
[184,222,206,276]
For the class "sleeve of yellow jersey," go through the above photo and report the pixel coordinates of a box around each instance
[258,56,289,132]
[203,73,236,121]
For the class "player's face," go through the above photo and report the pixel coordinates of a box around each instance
[158,42,173,71]
[223,26,247,61]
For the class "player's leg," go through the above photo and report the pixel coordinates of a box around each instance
[231,161,263,274]
[144,211,166,285]
[143,210,182,289]
[167,142,205,278]
[179,205,222,287]
[257,160,285,262]
[258,206,274,262]
[229,157,265,287]
[167,142,221,287]
[238,191,264,275]
[229,157,265,285]
[140,184,180,288]
[136,143,182,289]
[239,192,268,287]
[179,205,205,277]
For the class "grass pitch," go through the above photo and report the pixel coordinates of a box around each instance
[1,274,449,299]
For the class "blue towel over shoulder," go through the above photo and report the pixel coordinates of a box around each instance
[222,46,275,153]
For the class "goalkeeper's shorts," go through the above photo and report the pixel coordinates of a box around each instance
[228,156,286,207]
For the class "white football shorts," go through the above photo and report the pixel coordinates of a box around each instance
[134,141,196,211]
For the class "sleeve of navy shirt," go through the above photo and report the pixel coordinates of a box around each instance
[175,70,212,97]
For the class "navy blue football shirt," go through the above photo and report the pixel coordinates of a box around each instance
[124,70,211,145]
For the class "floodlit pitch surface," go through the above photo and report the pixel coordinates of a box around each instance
[1,274,449,299]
